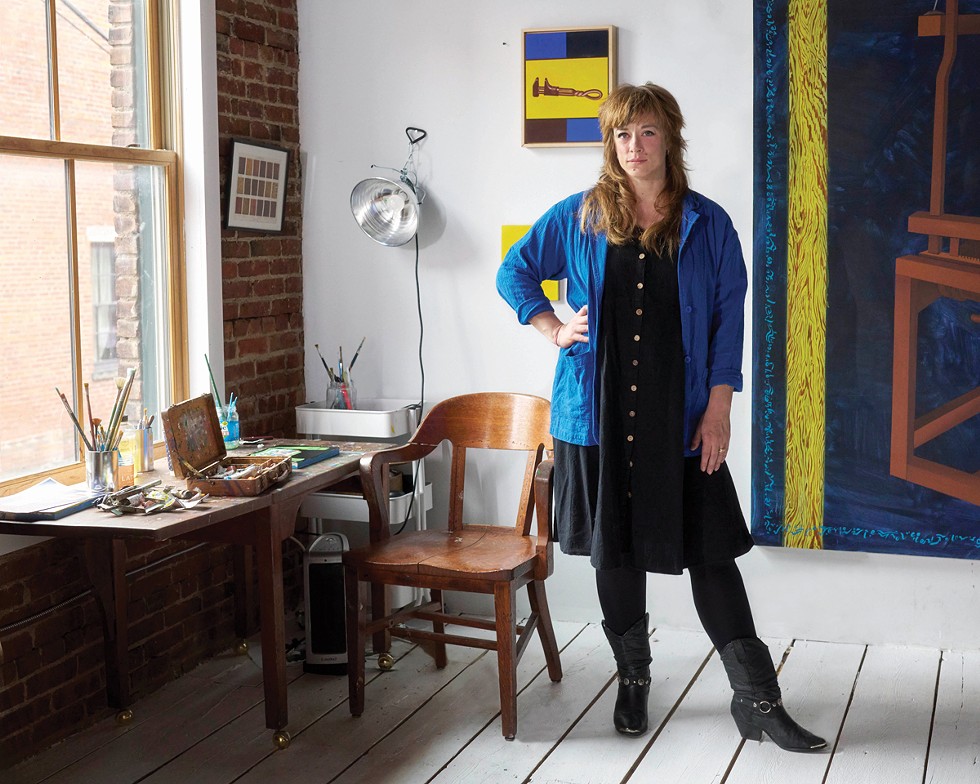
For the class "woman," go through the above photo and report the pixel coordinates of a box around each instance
[497,83,824,751]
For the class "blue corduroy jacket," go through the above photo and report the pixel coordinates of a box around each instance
[496,189,747,453]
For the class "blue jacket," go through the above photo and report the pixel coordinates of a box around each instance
[496,190,746,453]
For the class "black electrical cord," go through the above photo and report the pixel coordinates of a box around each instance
[389,231,425,538]
[414,232,424,412]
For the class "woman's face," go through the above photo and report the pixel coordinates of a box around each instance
[612,112,667,185]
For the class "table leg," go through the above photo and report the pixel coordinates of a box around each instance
[254,511,288,731]
[255,497,305,735]
[83,538,130,714]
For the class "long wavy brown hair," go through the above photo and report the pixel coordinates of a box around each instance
[580,83,689,255]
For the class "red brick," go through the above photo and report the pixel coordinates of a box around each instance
[239,258,271,277]
[265,29,295,50]
[234,19,266,44]
[252,278,284,297]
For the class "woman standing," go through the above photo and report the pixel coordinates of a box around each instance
[497,82,824,752]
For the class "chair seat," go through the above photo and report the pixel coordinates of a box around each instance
[344,526,542,581]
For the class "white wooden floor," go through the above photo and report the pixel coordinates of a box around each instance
[9,620,980,784]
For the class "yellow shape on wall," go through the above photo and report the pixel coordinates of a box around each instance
[501,225,559,301]
[783,0,828,550]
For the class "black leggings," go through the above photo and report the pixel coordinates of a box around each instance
[596,560,756,650]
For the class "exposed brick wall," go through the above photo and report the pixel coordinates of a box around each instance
[0,538,240,764]
[0,1,306,764]
[216,0,306,439]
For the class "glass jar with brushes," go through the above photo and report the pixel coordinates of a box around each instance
[316,339,363,411]
[327,377,357,410]
[217,394,240,449]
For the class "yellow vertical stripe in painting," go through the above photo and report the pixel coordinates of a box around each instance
[783,0,827,549]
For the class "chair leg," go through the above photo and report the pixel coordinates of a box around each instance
[528,580,562,682]
[495,581,519,740]
[345,566,365,717]
[370,582,390,656]
[430,589,448,668]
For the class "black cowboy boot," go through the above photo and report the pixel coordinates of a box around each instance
[719,638,827,752]
[602,613,652,736]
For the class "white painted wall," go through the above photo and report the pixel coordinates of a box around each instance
[297,0,980,649]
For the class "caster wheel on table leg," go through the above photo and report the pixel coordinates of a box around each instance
[116,709,134,726]
[378,653,395,671]
[235,640,249,656]
[273,730,291,750]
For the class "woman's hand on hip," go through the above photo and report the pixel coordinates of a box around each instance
[554,305,589,348]
[533,306,589,348]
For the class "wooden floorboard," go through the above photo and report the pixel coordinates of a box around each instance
[824,644,940,784]
[429,623,609,784]
[922,649,980,784]
[527,626,713,784]
[233,628,504,784]
[327,621,583,783]
[9,628,980,784]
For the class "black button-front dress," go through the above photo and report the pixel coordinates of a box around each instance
[554,237,754,575]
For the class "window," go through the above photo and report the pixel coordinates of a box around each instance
[0,0,186,486]
[89,231,118,372]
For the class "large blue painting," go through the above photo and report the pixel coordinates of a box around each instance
[752,0,980,558]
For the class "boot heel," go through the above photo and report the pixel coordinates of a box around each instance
[735,719,763,742]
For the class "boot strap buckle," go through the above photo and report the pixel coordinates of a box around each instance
[619,676,649,686]
[753,698,781,713]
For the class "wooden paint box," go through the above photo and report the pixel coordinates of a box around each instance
[160,393,291,496]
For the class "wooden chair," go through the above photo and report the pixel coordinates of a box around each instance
[343,392,562,740]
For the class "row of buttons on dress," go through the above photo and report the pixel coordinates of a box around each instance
[624,249,648,498]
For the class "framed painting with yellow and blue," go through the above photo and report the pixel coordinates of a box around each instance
[522,26,617,147]
[751,0,980,560]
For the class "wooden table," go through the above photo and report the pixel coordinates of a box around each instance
[0,440,387,747]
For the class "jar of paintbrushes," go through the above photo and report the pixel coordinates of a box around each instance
[316,338,363,410]
[57,367,137,494]
[218,395,241,450]
[205,353,240,450]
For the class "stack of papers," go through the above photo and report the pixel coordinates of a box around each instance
[0,478,100,522]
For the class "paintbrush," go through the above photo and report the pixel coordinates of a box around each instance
[55,387,95,451]
[112,369,137,449]
[84,382,96,444]
[103,376,126,449]
[105,368,136,450]
[314,343,336,381]
[348,337,366,372]
[204,353,223,408]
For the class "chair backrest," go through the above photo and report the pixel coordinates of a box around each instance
[411,393,552,534]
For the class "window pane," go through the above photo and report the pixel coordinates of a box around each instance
[0,155,74,480]
[0,1,52,139]
[0,156,172,483]
[75,160,172,446]
[56,0,151,147]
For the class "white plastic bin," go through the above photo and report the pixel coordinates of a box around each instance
[296,398,418,441]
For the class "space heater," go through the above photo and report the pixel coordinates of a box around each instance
[303,532,349,674]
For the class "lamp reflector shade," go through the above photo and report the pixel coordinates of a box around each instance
[350,177,419,246]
